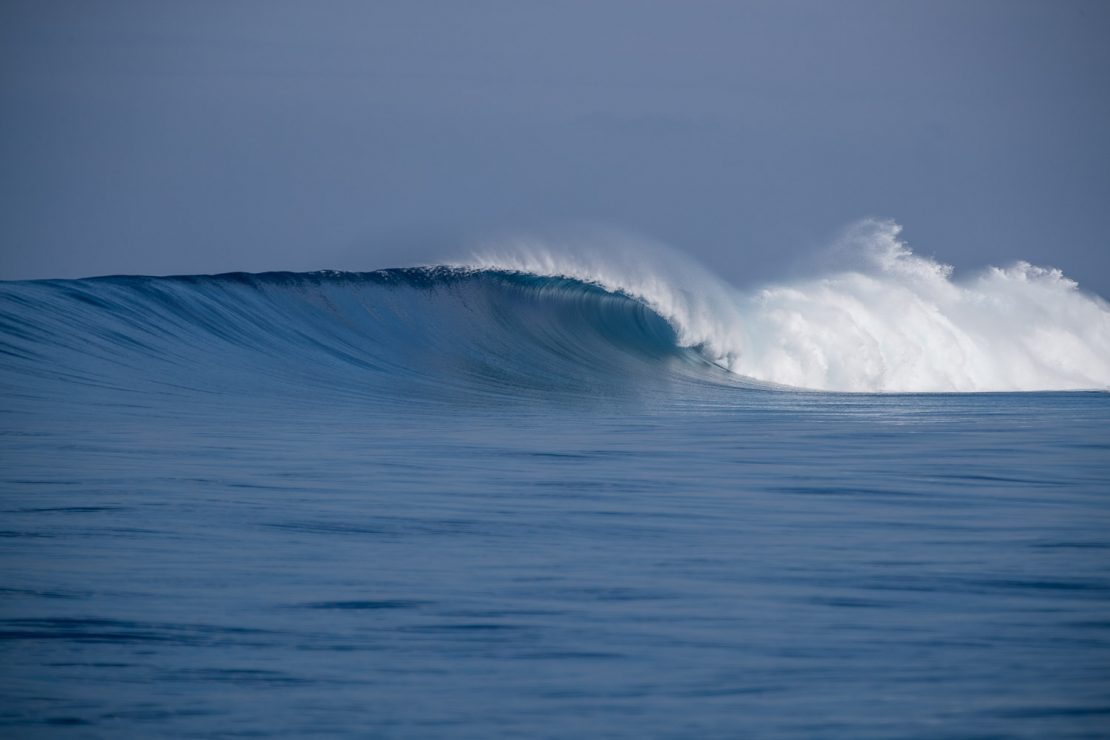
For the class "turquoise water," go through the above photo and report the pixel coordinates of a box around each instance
[2,271,1108,737]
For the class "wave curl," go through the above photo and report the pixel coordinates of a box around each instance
[463,220,1110,392]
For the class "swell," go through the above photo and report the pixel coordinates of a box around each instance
[0,268,731,407]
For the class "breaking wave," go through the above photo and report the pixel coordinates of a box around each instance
[1,220,1107,399]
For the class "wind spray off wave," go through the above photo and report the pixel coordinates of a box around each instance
[463,220,1110,392]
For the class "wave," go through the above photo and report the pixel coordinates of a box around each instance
[1,220,1107,399]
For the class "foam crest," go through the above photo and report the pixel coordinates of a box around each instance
[463,221,1110,392]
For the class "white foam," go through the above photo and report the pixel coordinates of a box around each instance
[458,221,1110,392]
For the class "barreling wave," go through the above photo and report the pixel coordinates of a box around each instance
[1,220,1108,401]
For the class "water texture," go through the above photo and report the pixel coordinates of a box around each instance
[1,265,1108,738]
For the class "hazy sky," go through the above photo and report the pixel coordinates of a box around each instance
[2,0,1108,294]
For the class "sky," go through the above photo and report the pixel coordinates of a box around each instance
[1,0,1108,295]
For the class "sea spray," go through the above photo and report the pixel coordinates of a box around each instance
[463,220,1110,392]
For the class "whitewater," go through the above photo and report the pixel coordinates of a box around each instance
[2,220,1109,738]
[463,219,1110,393]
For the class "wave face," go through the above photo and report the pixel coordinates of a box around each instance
[0,269,732,408]
[1,221,1108,397]
[465,220,1110,392]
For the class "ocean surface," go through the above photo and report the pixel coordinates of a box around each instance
[1,264,1109,738]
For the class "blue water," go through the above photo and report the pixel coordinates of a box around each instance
[1,270,1109,737]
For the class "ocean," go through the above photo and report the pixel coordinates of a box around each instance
[1,259,1109,737]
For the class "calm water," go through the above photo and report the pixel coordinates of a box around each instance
[1,271,1108,737]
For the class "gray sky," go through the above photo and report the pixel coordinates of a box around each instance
[2,0,1108,294]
